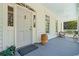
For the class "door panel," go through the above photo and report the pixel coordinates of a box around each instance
[16,5,32,48]
[23,10,32,46]
[16,6,25,48]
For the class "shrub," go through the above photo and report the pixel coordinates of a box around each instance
[0,46,15,56]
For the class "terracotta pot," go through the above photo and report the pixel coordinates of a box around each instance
[41,34,48,45]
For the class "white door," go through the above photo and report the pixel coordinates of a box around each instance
[23,9,32,46]
[16,5,32,48]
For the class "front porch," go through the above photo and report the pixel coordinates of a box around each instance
[0,3,79,56]
[15,37,79,56]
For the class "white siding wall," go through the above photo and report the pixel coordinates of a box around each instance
[0,4,3,52]
[27,4,57,43]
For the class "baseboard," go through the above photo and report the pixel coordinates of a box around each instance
[48,35,57,40]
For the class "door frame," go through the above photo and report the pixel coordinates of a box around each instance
[3,3,16,50]
[15,4,36,48]
[2,3,37,50]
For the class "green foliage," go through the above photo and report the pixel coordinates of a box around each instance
[64,20,77,29]
[74,31,78,34]
[0,46,15,56]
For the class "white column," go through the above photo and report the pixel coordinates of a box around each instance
[77,17,79,34]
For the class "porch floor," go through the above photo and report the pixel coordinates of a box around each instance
[15,37,79,56]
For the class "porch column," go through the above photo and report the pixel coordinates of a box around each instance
[77,19,79,36]
[76,4,79,35]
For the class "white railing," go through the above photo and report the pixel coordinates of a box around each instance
[64,29,77,37]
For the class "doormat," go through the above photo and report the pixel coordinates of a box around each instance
[17,44,38,56]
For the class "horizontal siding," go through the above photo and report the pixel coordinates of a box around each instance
[0,40,2,51]
[0,4,3,52]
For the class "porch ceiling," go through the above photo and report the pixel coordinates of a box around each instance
[42,3,77,21]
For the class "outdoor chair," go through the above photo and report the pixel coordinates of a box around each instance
[73,31,79,42]
[58,31,65,38]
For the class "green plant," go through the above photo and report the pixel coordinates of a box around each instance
[0,46,15,56]
[74,31,78,34]
[64,20,77,29]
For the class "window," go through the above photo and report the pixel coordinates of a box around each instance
[56,20,58,32]
[45,15,50,33]
[8,6,14,26]
[33,15,36,28]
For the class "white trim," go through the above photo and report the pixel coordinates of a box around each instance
[3,4,7,50]
[48,34,57,40]
[3,3,15,50]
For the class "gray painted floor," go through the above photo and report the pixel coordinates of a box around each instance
[15,37,79,56]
